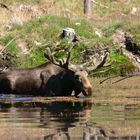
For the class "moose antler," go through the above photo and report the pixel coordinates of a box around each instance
[62,46,72,68]
[86,48,110,72]
[0,66,9,73]
[44,47,73,69]
[44,46,110,72]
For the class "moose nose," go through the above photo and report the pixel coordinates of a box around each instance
[84,84,92,96]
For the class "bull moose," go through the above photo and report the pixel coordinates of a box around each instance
[0,47,92,97]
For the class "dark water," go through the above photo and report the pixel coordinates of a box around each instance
[0,95,140,140]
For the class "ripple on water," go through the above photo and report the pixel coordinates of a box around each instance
[0,94,140,139]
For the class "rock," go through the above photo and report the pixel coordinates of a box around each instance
[16,39,30,54]
[75,22,81,26]
[95,28,104,38]
[112,29,126,48]
[18,4,41,17]
[11,14,23,25]
[60,27,79,42]
[131,7,140,15]
[6,14,23,29]
[112,29,140,70]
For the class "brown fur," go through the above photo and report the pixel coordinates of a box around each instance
[0,62,92,97]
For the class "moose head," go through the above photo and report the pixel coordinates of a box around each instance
[43,47,92,97]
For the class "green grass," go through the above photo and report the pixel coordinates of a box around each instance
[101,21,125,37]
[1,35,20,54]
[0,0,140,75]
[1,16,99,67]
[0,15,136,74]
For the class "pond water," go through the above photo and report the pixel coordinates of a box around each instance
[0,77,140,140]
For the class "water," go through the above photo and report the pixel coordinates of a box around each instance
[0,77,140,140]
[0,98,91,140]
[0,96,140,140]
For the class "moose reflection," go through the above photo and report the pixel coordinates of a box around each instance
[0,100,92,140]
[0,99,140,140]
[24,101,93,140]
[43,101,92,140]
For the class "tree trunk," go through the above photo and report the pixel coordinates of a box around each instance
[84,0,92,15]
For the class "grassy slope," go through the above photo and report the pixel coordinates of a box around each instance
[0,0,140,75]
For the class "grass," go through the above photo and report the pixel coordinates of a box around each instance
[0,0,140,75]
[0,15,136,74]
[1,0,41,4]
[0,15,100,67]
[91,76,140,105]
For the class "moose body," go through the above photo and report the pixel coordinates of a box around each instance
[0,62,92,97]
[0,45,110,97]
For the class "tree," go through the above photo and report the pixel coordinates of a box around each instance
[84,0,92,16]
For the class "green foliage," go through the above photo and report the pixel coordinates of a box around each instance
[3,16,98,67]
[0,11,137,75]
[102,21,124,37]
[90,51,134,77]
[1,35,20,54]
[0,35,20,67]
[18,45,47,68]
[107,52,134,75]
[124,22,140,43]
[1,14,134,75]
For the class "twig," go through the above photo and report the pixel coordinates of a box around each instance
[99,75,117,84]
[112,76,133,84]
[0,37,17,53]
[0,66,8,73]
[0,3,12,12]
[111,72,140,84]
[90,69,109,76]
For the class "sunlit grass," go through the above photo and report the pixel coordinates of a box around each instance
[91,76,140,105]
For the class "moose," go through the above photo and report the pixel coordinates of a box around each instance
[0,47,109,97]
[0,47,92,97]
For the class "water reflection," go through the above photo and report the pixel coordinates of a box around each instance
[0,96,140,140]
[0,98,93,139]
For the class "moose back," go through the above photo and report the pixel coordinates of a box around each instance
[0,62,92,97]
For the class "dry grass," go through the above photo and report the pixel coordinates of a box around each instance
[90,76,140,105]
[0,0,83,32]
[1,0,140,31]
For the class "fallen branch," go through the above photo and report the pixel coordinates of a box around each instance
[99,75,117,84]
[0,3,12,12]
[0,67,9,73]
[100,72,140,84]
[112,76,133,84]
